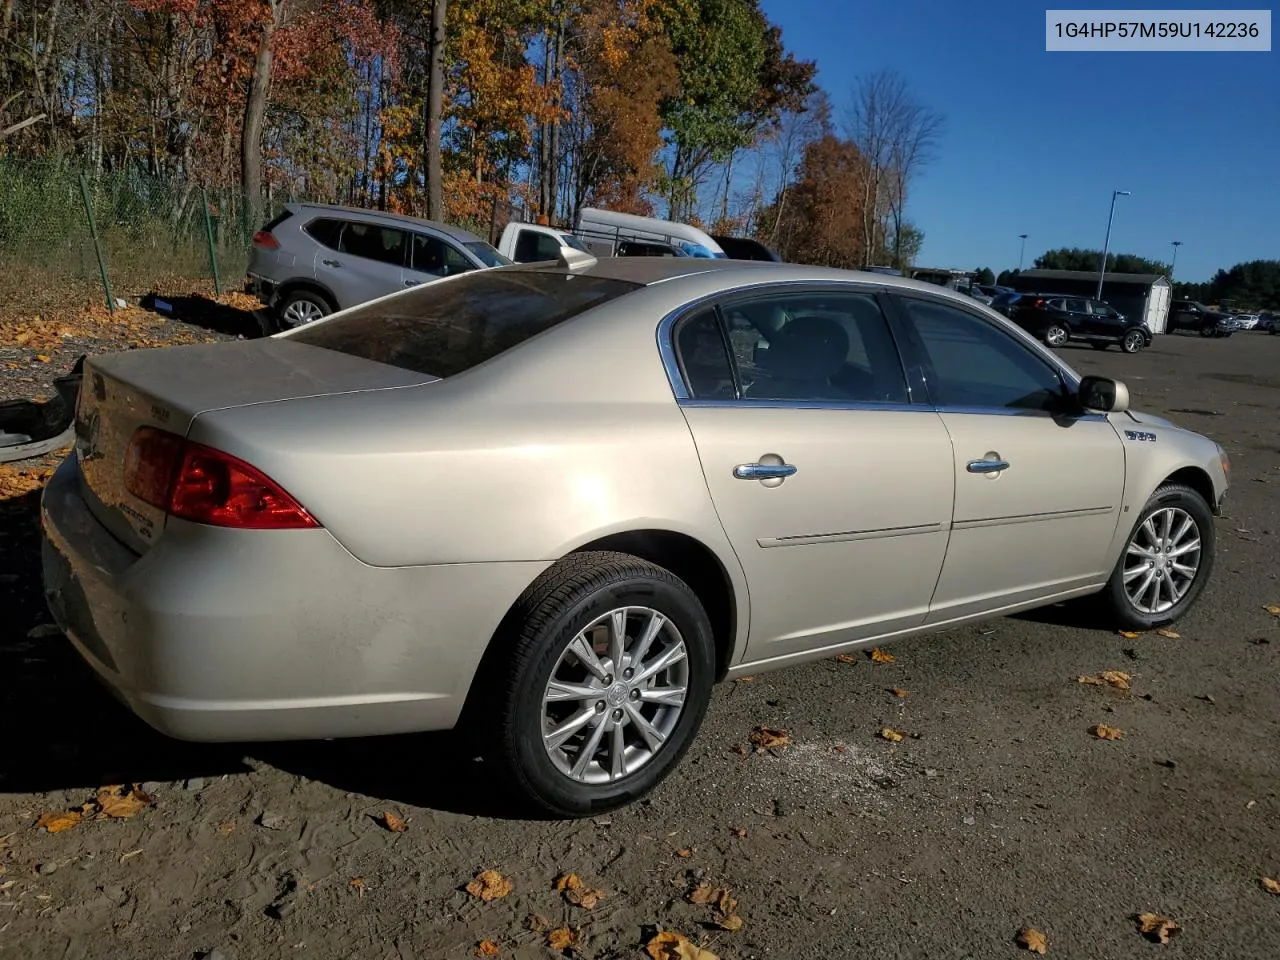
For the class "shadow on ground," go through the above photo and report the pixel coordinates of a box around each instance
[0,480,523,817]
[139,292,267,339]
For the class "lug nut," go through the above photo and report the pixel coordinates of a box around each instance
[612,709,624,722]
[630,689,641,701]
[623,668,634,680]
[595,701,606,713]
[604,674,614,686]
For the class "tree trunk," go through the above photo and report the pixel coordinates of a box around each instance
[547,16,563,221]
[424,0,448,221]
[241,0,280,232]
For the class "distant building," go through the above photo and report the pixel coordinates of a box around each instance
[1008,269,1173,333]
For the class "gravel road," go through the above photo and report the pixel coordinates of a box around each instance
[1,316,1278,960]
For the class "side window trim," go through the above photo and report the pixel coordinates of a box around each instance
[662,281,919,408]
[886,291,1078,415]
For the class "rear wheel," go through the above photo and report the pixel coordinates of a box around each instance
[1199,324,1215,338]
[1044,324,1069,347]
[1121,330,1145,354]
[482,551,714,817]
[278,289,332,329]
[1098,484,1214,630]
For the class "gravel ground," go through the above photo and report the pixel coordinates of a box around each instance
[1,317,1278,960]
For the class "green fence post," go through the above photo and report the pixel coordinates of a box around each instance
[77,171,115,312]
[201,186,222,296]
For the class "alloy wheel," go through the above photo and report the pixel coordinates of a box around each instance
[1045,325,1068,347]
[541,606,689,785]
[1122,507,1201,614]
[282,298,326,326]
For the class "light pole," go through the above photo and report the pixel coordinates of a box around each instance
[1096,189,1131,300]
[1018,234,1028,270]
[1170,240,1182,279]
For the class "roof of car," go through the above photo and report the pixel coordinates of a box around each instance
[291,203,489,244]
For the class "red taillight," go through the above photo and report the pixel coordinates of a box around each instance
[124,427,319,530]
[252,230,280,249]
[1031,298,1046,308]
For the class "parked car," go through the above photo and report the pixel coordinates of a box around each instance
[711,235,783,262]
[1261,312,1280,333]
[1233,313,1260,330]
[42,256,1229,817]
[498,209,727,265]
[1167,300,1241,338]
[1000,293,1152,353]
[245,203,510,330]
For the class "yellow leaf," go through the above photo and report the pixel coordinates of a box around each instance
[1090,724,1125,740]
[555,872,603,908]
[675,848,693,858]
[879,727,904,743]
[34,354,50,363]
[645,930,719,960]
[890,687,909,698]
[687,882,719,905]
[475,939,500,957]
[1262,877,1280,895]
[833,654,857,663]
[1156,629,1180,639]
[95,784,151,819]
[1016,927,1048,954]
[380,811,408,833]
[1118,630,1141,639]
[1264,605,1280,616]
[466,870,512,901]
[219,822,235,835]
[546,927,577,950]
[748,726,790,750]
[349,876,365,897]
[35,810,82,834]
[1078,671,1131,690]
[553,872,582,892]
[869,647,896,663]
[1136,912,1181,943]
[714,913,744,931]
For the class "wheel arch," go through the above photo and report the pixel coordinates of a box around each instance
[276,278,339,312]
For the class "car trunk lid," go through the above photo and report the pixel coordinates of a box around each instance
[73,338,436,553]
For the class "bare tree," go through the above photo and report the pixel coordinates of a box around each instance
[423,0,447,220]
[844,70,942,268]
[242,0,285,232]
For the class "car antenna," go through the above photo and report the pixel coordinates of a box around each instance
[557,245,597,272]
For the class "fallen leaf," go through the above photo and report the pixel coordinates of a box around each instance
[879,727,905,743]
[546,927,577,950]
[34,355,50,363]
[748,726,790,750]
[890,687,909,698]
[735,675,755,683]
[1156,629,1180,639]
[730,826,747,838]
[713,913,744,931]
[380,811,408,833]
[1078,671,1131,690]
[730,744,748,757]
[1136,912,1181,944]
[475,940,500,958]
[35,810,81,834]
[869,647,896,663]
[1016,927,1048,954]
[645,930,719,960]
[219,822,235,835]
[553,872,583,892]
[687,882,718,905]
[833,654,857,663]
[95,784,151,819]
[675,848,693,858]
[1262,877,1280,895]
[466,870,513,901]
[1118,630,1141,639]
[349,876,365,897]
[524,914,549,931]
[1090,724,1125,740]
[554,872,603,908]
[1264,605,1280,616]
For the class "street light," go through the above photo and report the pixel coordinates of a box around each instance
[1018,234,1028,270]
[1170,240,1182,279]
[1095,189,1131,300]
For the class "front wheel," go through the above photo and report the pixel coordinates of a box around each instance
[1199,324,1215,338]
[1121,330,1146,354]
[1098,484,1215,630]
[1044,324,1069,348]
[482,552,715,817]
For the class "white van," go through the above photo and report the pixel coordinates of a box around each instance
[497,208,727,264]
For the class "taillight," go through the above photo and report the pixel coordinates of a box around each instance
[1031,298,1046,308]
[252,230,280,250]
[124,427,319,530]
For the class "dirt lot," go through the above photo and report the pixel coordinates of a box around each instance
[2,314,1279,960]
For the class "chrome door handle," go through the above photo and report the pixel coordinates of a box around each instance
[734,462,798,480]
[321,258,342,267]
[404,279,420,286]
[966,458,1010,474]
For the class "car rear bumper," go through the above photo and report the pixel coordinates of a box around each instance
[39,455,546,742]
[244,272,278,306]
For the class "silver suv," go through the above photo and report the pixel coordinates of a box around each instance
[245,203,510,329]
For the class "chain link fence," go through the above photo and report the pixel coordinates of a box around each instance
[0,159,302,313]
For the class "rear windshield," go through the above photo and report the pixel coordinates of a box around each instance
[287,269,640,377]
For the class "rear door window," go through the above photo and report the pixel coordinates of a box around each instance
[338,222,409,267]
[304,217,344,250]
[287,270,640,378]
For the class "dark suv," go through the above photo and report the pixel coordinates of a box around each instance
[1168,300,1241,338]
[992,292,1151,353]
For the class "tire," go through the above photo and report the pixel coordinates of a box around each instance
[1044,324,1069,348]
[480,551,715,818]
[1091,342,1109,351]
[1121,330,1145,354]
[1199,324,1214,338]
[277,289,332,328]
[1098,483,1215,631]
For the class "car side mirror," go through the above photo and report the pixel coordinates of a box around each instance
[1079,375,1129,413]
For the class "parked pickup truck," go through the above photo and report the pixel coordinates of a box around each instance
[498,208,729,264]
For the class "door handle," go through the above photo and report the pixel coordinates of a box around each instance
[404,279,420,286]
[321,258,342,267]
[734,462,798,481]
[966,458,1010,474]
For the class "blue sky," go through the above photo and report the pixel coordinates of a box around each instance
[759,0,1278,282]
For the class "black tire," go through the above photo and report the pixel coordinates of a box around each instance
[481,551,715,818]
[1199,324,1215,338]
[1098,483,1215,631]
[277,289,333,329]
[1121,330,1145,354]
[1044,324,1069,348]
[1091,342,1109,351]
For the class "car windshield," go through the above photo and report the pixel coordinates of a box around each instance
[287,270,639,378]
[465,241,513,267]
